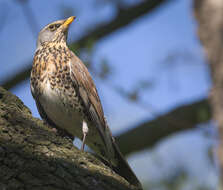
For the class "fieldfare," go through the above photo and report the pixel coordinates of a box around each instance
[30,16,141,188]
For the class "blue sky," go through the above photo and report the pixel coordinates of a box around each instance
[0,0,216,188]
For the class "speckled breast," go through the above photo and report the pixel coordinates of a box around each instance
[31,43,85,138]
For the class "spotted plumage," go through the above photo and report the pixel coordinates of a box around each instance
[30,16,141,188]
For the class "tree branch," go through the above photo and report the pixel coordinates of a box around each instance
[116,99,211,156]
[194,0,223,188]
[1,0,170,90]
[0,86,140,190]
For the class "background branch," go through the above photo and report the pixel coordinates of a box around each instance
[194,0,223,188]
[116,99,211,156]
[1,0,170,90]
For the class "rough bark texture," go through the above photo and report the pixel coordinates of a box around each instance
[0,86,139,190]
[194,0,223,188]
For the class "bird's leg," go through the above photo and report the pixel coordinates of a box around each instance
[81,120,89,151]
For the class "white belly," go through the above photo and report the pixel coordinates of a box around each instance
[39,81,83,138]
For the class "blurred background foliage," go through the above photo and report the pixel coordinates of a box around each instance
[0,0,217,189]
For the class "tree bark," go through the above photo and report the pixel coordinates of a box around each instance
[0,86,139,190]
[194,0,223,189]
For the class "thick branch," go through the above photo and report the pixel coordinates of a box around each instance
[71,0,169,48]
[116,99,211,156]
[194,0,223,188]
[1,0,169,90]
[0,86,138,190]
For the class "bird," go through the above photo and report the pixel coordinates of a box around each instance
[30,16,142,189]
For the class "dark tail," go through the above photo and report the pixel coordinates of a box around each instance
[103,117,142,189]
[111,138,143,190]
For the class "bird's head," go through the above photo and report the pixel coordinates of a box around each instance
[37,16,75,49]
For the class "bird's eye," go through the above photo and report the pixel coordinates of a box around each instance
[49,24,61,31]
[49,24,56,31]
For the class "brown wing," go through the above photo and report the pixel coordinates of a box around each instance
[69,51,115,158]
[69,51,106,129]
[69,53,141,186]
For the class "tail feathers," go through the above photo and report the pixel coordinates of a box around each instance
[111,139,142,189]
[103,117,142,189]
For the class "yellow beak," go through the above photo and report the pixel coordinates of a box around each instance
[63,16,76,27]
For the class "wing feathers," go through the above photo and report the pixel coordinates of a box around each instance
[69,52,106,128]
[69,51,115,160]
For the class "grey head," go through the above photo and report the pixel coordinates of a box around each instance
[36,16,75,49]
